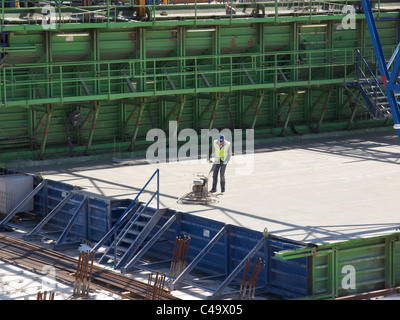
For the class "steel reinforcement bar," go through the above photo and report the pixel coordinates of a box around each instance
[0,234,179,300]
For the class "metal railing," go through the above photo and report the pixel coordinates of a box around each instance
[355,49,391,119]
[0,47,370,106]
[91,168,160,258]
[0,0,387,29]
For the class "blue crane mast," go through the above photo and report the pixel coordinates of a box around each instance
[361,0,400,141]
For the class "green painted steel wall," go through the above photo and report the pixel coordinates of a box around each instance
[276,233,400,299]
[0,4,398,161]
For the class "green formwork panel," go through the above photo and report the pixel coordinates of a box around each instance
[0,2,399,161]
[311,253,331,296]
[395,242,400,286]
[336,243,387,296]
[276,233,400,299]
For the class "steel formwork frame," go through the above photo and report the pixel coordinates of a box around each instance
[275,232,400,299]
[361,0,400,141]
[0,0,399,161]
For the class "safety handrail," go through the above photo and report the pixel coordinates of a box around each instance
[0,46,364,107]
[356,49,384,94]
[91,168,159,252]
[0,0,385,29]
[355,49,388,118]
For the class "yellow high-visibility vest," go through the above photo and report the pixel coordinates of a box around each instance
[213,140,231,164]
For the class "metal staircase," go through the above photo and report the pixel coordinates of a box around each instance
[343,50,397,121]
[97,206,168,269]
[360,0,400,140]
[91,169,164,271]
[355,50,392,119]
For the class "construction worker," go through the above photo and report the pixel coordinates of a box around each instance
[210,134,231,193]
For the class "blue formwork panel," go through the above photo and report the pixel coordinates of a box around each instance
[136,209,309,299]
[227,225,268,286]
[85,195,112,241]
[32,179,130,243]
[226,227,308,299]
[179,213,227,276]
[267,237,309,299]
[0,168,309,298]
[139,208,179,262]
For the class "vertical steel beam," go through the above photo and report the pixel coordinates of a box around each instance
[324,246,339,298]
[45,31,52,100]
[226,96,235,130]
[274,92,292,123]
[279,91,298,137]
[39,104,53,160]
[208,93,221,130]
[315,88,333,133]
[291,22,299,82]
[345,92,361,130]
[93,29,100,95]
[308,91,328,119]
[385,236,395,288]
[178,26,185,90]
[215,25,220,88]
[124,104,139,133]
[32,110,48,148]
[138,28,146,92]
[129,98,145,152]
[84,101,99,156]
[176,95,186,129]
[258,22,265,84]
[250,89,265,129]
[198,97,215,122]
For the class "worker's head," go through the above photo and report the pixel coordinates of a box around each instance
[219,134,225,146]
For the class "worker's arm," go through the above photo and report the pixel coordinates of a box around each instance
[223,141,232,164]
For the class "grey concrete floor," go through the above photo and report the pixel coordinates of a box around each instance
[18,129,400,245]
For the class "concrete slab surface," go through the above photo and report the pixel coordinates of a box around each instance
[18,129,400,245]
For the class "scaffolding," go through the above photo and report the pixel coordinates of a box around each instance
[0,0,399,161]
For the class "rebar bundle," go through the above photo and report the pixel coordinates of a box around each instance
[73,250,95,297]
[145,272,166,300]
[36,291,55,300]
[239,257,265,300]
[169,236,191,277]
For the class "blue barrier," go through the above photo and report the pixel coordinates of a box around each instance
[0,167,308,298]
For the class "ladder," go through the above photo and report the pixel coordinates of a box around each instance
[343,50,396,120]
[355,50,392,119]
[98,205,167,270]
[360,0,400,140]
[92,169,161,270]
